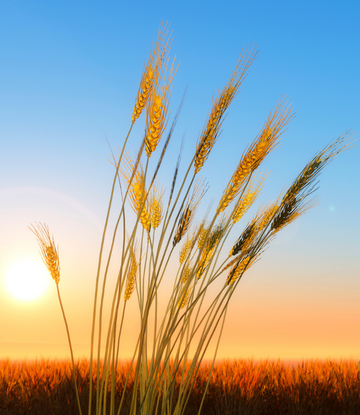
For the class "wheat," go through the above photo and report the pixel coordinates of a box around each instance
[226,256,251,285]
[178,285,191,309]
[194,49,257,174]
[132,24,170,123]
[150,183,165,229]
[179,237,193,264]
[180,264,192,283]
[197,223,208,250]
[145,47,178,157]
[29,222,82,415]
[229,217,257,256]
[231,173,267,223]
[29,222,60,284]
[173,179,204,246]
[196,221,226,279]
[28,25,357,415]
[218,101,293,213]
[124,247,138,301]
[282,133,354,205]
[120,153,151,231]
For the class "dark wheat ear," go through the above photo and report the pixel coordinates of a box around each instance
[270,131,357,234]
[168,138,184,210]
[173,179,206,246]
[283,131,356,204]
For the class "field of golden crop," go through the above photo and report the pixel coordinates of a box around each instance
[1,358,359,414]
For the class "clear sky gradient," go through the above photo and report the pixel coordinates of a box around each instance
[0,1,359,364]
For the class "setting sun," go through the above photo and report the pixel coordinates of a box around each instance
[4,258,49,301]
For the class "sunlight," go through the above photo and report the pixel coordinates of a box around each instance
[4,257,49,301]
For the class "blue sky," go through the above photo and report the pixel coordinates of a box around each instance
[0,1,359,362]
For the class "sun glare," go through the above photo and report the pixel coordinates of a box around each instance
[5,258,49,301]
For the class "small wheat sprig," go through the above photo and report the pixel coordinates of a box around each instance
[29,222,60,284]
[29,222,82,415]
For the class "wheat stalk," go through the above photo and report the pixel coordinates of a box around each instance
[29,222,83,415]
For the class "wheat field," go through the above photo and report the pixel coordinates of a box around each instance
[1,358,360,414]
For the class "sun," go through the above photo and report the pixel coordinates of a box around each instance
[4,257,50,301]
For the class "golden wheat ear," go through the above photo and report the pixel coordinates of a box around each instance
[29,222,60,284]
[218,100,293,213]
[132,23,171,123]
[124,246,139,301]
[194,47,258,174]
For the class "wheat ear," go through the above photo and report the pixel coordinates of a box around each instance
[120,152,151,232]
[29,222,60,284]
[173,179,205,246]
[145,41,178,157]
[194,48,257,174]
[218,100,293,213]
[150,183,165,230]
[132,23,170,123]
[271,132,357,234]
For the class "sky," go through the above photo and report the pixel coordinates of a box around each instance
[0,0,359,366]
